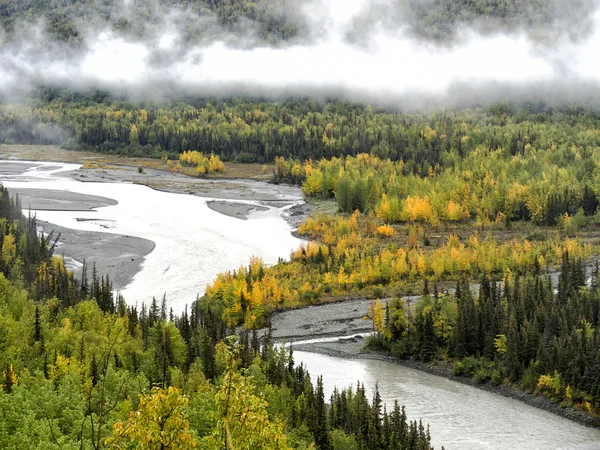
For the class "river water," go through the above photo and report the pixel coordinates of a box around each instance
[295,349,600,450]
[0,161,302,312]
[2,160,600,449]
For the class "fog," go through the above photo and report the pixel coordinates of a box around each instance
[1,0,600,107]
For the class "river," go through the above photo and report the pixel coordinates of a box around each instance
[295,348,600,450]
[0,161,302,312]
[2,160,600,449]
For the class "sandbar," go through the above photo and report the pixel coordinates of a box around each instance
[39,220,155,291]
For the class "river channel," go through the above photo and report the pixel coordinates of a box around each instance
[2,159,600,449]
[1,160,302,312]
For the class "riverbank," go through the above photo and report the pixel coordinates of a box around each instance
[1,154,309,291]
[293,339,600,429]
[2,163,156,290]
[0,144,311,226]
[63,165,310,224]
[1,159,303,312]
[39,220,155,291]
[8,187,118,211]
[270,298,600,430]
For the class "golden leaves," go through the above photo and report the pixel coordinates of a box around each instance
[107,386,197,449]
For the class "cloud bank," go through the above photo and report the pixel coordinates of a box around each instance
[1,0,600,108]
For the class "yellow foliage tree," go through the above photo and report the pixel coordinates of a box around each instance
[1,234,16,265]
[1,364,18,393]
[205,363,290,450]
[106,386,197,449]
[375,224,395,237]
[369,299,385,334]
[445,200,464,221]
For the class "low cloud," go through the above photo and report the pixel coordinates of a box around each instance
[1,0,599,108]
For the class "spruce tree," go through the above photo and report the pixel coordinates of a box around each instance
[34,305,41,342]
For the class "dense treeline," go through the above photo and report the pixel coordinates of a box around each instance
[277,150,600,227]
[0,99,600,195]
[6,96,600,227]
[202,211,591,328]
[409,0,595,40]
[0,184,436,449]
[4,98,600,172]
[5,99,600,219]
[368,255,600,416]
[0,185,80,303]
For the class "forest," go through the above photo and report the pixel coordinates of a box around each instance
[367,255,600,415]
[4,92,600,425]
[1,0,599,444]
[4,96,600,227]
[277,151,600,227]
[5,96,600,170]
[0,0,302,44]
[203,213,590,327]
[0,184,437,449]
[0,0,592,44]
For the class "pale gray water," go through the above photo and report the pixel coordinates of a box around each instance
[296,351,600,450]
[1,161,302,312]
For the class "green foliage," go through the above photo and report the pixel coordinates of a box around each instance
[330,429,359,450]
[285,146,600,227]
[0,0,303,45]
[0,0,591,48]
[377,256,600,414]
[0,185,437,450]
[5,98,600,231]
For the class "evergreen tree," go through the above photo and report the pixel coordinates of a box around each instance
[34,305,41,342]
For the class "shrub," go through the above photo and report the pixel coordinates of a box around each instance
[474,368,490,384]
[490,369,503,386]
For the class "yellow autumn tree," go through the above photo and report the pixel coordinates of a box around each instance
[106,386,197,450]
[129,124,139,147]
[1,364,18,393]
[209,153,225,173]
[1,234,16,265]
[205,357,291,450]
[375,193,391,222]
[375,224,395,237]
[369,299,385,334]
[445,200,464,221]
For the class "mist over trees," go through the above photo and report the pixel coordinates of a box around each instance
[1,0,595,44]
[1,0,600,104]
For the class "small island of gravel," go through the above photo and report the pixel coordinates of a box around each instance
[206,200,269,220]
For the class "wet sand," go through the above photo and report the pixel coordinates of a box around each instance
[1,149,310,223]
[271,297,382,342]
[65,165,302,203]
[40,220,155,291]
[206,200,269,220]
[0,161,39,175]
[65,166,311,223]
[9,187,117,211]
